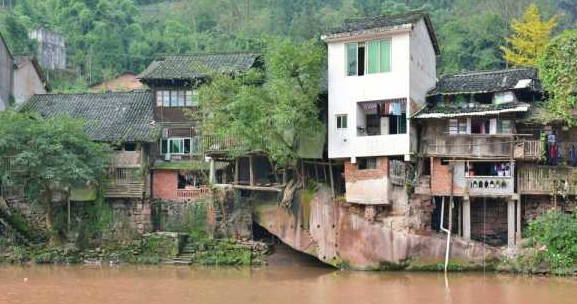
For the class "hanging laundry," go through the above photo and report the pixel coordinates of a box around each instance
[570,144,577,167]
[391,102,402,116]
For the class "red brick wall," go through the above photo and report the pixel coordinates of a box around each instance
[152,170,178,200]
[430,158,464,196]
[344,157,389,182]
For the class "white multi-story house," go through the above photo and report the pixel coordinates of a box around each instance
[321,12,439,206]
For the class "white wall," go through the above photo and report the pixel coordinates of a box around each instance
[327,31,411,159]
[327,22,437,161]
[13,61,47,105]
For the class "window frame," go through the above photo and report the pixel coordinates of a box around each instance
[346,39,392,77]
[161,137,193,156]
[157,89,198,108]
[336,114,348,129]
[358,157,378,170]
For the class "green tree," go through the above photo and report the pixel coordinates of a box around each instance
[195,38,325,171]
[501,4,558,67]
[538,30,577,126]
[0,111,110,239]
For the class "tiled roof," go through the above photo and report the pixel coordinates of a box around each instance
[322,11,440,55]
[138,52,261,81]
[414,101,530,119]
[429,68,541,95]
[22,91,158,142]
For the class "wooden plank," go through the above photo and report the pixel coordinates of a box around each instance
[233,184,283,192]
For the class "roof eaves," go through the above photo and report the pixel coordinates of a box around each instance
[415,104,530,119]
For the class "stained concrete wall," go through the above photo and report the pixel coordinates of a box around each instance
[0,32,13,111]
[13,60,47,104]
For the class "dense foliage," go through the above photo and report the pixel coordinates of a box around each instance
[195,38,325,168]
[538,30,577,126]
[501,4,558,67]
[1,0,575,88]
[527,210,577,271]
[0,111,110,236]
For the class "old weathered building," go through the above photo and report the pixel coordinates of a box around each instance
[28,28,66,70]
[138,52,261,202]
[21,91,158,201]
[12,55,50,104]
[0,30,13,111]
[90,72,144,92]
[415,68,543,247]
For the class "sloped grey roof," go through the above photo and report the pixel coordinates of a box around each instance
[22,91,158,142]
[429,68,541,95]
[138,52,261,81]
[322,11,440,55]
[414,101,530,119]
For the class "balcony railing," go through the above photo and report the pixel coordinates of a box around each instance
[466,176,514,196]
[106,168,145,198]
[203,134,250,154]
[518,166,577,195]
[422,135,514,159]
[514,140,540,160]
[176,187,211,200]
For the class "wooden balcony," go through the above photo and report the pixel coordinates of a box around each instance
[518,166,577,195]
[106,168,145,198]
[422,135,514,159]
[203,134,249,155]
[514,140,540,160]
[466,176,514,196]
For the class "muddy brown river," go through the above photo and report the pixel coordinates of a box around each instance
[1,262,577,304]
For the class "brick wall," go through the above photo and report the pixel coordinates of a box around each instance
[344,157,388,181]
[430,158,464,196]
[343,157,390,205]
[152,170,178,201]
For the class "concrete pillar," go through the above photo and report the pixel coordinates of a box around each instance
[516,199,522,243]
[209,158,216,184]
[463,196,471,240]
[507,199,516,247]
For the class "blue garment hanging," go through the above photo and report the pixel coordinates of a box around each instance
[391,102,402,116]
[570,144,577,167]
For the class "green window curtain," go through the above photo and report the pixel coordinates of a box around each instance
[170,139,183,154]
[380,40,391,72]
[346,43,358,76]
[367,41,380,74]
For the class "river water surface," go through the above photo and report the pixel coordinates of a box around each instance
[1,261,577,304]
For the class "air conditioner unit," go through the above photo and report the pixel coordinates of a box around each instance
[162,128,169,139]
[164,153,171,162]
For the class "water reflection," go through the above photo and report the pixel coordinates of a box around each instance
[0,265,576,304]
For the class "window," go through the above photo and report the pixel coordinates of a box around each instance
[389,113,407,135]
[366,114,381,136]
[449,118,467,135]
[498,119,512,134]
[157,90,198,107]
[161,138,193,156]
[358,158,378,170]
[336,114,348,129]
[124,143,137,151]
[346,43,358,76]
[346,40,391,76]
[471,118,490,134]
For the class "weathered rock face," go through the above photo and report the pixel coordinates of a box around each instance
[253,187,502,270]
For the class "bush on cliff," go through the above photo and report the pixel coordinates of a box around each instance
[527,210,577,272]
